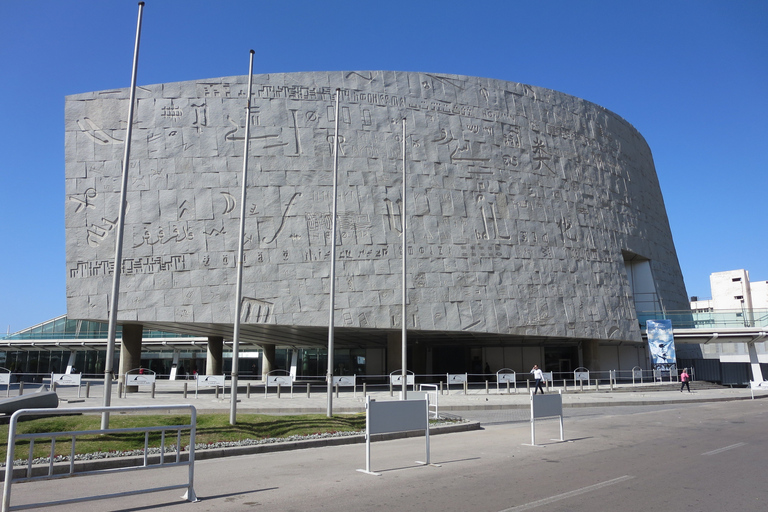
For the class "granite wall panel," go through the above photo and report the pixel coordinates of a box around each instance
[65,71,689,343]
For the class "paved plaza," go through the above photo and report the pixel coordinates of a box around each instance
[4,383,767,511]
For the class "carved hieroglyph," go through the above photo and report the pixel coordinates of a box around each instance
[65,71,688,342]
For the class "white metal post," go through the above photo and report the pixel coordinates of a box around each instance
[401,118,408,400]
[102,1,144,430]
[326,89,341,417]
[230,50,256,426]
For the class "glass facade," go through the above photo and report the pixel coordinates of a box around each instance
[1,316,383,381]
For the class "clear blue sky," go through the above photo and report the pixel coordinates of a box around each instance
[1,0,766,334]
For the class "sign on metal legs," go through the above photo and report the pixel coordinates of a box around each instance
[358,395,438,476]
[527,390,564,446]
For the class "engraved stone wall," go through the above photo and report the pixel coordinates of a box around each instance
[65,71,688,343]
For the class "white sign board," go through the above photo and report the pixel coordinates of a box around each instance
[197,375,225,387]
[633,369,643,379]
[368,398,428,435]
[389,374,415,385]
[447,373,467,384]
[574,371,589,381]
[542,372,553,382]
[531,393,563,419]
[359,396,432,475]
[267,375,292,387]
[333,376,356,387]
[529,392,565,446]
[125,374,156,386]
[0,373,10,386]
[52,373,82,387]
[497,372,516,383]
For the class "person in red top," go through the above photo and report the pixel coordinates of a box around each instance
[680,368,691,392]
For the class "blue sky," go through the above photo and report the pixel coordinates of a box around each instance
[1,0,766,334]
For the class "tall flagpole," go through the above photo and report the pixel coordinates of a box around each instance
[102,1,145,430]
[401,118,408,400]
[230,49,256,426]
[326,88,341,417]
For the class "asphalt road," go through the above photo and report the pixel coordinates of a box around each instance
[5,399,768,511]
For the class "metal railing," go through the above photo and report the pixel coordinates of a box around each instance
[2,404,197,512]
[638,309,768,329]
[0,368,700,404]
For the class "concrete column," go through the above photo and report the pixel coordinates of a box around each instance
[261,344,275,381]
[747,340,765,383]
[410,341,427,376]
[206,336,224,375]
[580,339,601,372]
[387,331,401,374]
[118,324,143,393]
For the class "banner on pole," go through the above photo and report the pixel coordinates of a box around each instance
[646,319,676,366]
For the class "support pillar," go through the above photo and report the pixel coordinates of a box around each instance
[580,339,601,372]
[747,340,765,384]
[410,342,427,376]
[118,324,143,393]
[261,344,275,381]
[65,350,77,374]
[207,336,224,375]
[387,332,402,374]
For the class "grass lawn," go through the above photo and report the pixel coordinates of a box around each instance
[0,413,366,461]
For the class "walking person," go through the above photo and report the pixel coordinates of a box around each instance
[531,365,545,394]
[680,368,691,392]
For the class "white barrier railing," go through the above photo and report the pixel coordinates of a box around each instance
[0,369,698,402]
[418,384,439,418]
[750,380,768,399]
[2,404,197,512]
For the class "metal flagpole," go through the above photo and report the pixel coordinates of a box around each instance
[102,1,145,430]
[401,118,408,400]
[230,49,256,426]
[327,88,341,417]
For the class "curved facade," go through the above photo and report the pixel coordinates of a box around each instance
[65,71,688,372]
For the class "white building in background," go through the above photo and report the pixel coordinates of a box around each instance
[691,269,768,314]
[689,269,768,364]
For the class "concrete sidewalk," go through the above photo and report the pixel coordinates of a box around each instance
[46,379,766,415]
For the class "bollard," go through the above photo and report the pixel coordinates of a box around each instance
[215,386,220,399]
[389,381,393,397]
[183,382,188,399]
[247,382,251,398]
[506,381,510,394]
[440,381,444,395]
[307,383,311,398]
[277,383,282,399]
[485,380,489,394]
[52,382,57,393]
[335,383,339,399]
[151,382,156,398]
[18,381,24,396]
[86,382,91,398]
[526,379,530,392]
[363,382,366,397]
[580,380,584,392]
[595,379,599,391]
[118,381,123,398]
[563,380,567,392]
